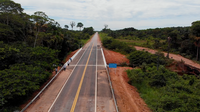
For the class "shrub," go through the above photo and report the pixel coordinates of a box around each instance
[102,37,135,54]
[127,65,200,111]
[128,50,169,66]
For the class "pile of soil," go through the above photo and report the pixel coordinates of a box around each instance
[103,49,129,65]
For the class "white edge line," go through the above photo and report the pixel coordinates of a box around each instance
[48,47,88,112]
[95,42,97,112]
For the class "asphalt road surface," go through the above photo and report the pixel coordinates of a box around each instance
[48,33,116,112]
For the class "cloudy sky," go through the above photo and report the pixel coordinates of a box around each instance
[14,0,200,31]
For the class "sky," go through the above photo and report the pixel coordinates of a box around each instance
[14,0,200,31]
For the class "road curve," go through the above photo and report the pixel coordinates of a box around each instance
[48,33,116,112]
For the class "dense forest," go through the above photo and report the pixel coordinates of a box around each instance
[0,0,94,111]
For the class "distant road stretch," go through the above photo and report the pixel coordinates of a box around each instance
[48,32,116,112]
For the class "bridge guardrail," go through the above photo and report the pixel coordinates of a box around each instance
[101,48,119,112]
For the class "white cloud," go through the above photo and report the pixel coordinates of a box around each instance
[14,0,200,30]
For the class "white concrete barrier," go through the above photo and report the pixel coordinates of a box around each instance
[100,48,119,112]
[64,48,82,66]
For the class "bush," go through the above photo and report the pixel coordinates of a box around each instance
[127,65,200,111]
[127,69,144,84]
[128,50,169,66]
[102,37,136,54]
[149,74,166,87]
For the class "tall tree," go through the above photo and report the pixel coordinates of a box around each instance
[64,25,69,29]
[191,21,200,61]
[82,27,94,35]
[0,0,30,42]
[77,22,83,31]
[169,30,179,48]
[166,37,171,59]
[0,0,23,25]
[31,11,49,48]
[70,21,75,30]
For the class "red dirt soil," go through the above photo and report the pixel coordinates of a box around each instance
[104,49,151,112]
[103,49,129,65]
[65,49,79,63]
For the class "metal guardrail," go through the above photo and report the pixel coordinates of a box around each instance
[101,48,119,112]
[20,48,82,112]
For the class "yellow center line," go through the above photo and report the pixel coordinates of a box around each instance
[70,43,94,112]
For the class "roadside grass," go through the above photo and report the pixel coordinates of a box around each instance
[116,39,151,46]
[117,38,183,56]
[117,39,166,46]
[81,39,89,45]
[99,33,112,41]
[81,34,94,45]
[99,33,136,55]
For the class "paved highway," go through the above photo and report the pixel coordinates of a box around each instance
[48,33,116,112]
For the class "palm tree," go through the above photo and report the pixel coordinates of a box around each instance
[64,25,69,30]
[77,22,84,31]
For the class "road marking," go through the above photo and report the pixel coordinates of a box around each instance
[70,43,94,112]
[95,39,97,112]
[48,43,89,112]
[69,65,104,67]
[82,48,102,50]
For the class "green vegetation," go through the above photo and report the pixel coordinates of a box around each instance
[127,51,200,112]
[0,0,94,111]
[127,67,200,112]
[128,50,172,67]
[101,25,199,61]
[100,33,136,54]
[0,42,59,111]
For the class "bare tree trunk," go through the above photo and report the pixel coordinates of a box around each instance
[34,29,39,48]
[167,37,171,59]
[167,42,170,58]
